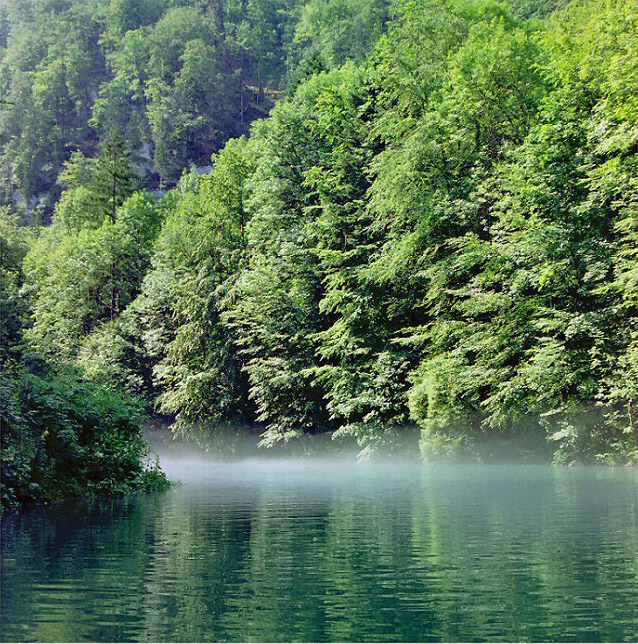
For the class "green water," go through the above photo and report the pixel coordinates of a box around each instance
[2,457,637,642]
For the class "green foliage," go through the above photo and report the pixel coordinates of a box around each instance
[1,0,352,216]
[1,197,168,512]
[146,143,253,427]
[399,0,638,462]
[56,137,140,229]
[0,0,105,212]
[288,0,389,89]
[0,208,34,365]
[24,189,159,364]
[224,67,376,444]
[87,139,256,429]
[3,0,638,466]
[1,368,168,510]
[507,0,571,21]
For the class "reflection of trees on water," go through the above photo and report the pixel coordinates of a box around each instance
[2,468,637,642]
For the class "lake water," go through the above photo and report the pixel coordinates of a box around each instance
[2,450,637,642]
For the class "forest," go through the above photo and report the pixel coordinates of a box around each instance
[2,0,637,509]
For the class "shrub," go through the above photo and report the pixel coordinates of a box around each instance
[1,369,168,509]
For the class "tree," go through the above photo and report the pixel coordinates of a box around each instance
[23,190,158,364]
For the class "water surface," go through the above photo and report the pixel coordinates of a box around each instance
[2,452,637,642]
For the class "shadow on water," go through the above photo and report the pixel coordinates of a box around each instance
[2,426,637,643]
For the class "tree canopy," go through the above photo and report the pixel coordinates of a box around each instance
[2,0,636,501]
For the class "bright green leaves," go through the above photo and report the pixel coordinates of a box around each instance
[0,209,34,366]
[5,0,638,465]
[55,138,140,231]
[449,19,545,150]
[225,248,324,445]
[290,0,389,73]
[24,189,159,364]
[126,139,255,427]
[363,0,638,462]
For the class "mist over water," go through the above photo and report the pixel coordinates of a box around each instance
[2,431,637,643]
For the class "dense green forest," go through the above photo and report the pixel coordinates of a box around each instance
[0,0,390,215]
[2,0,637,507]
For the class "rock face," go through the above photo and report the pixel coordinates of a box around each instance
[12,190,53,225]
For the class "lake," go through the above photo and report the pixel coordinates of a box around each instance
[1,446,637,642]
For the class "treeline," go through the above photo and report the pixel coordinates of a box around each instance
[2,0,637,498]
[1,205,168,508]
[0,0,389,508]
[0,0,389,217]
